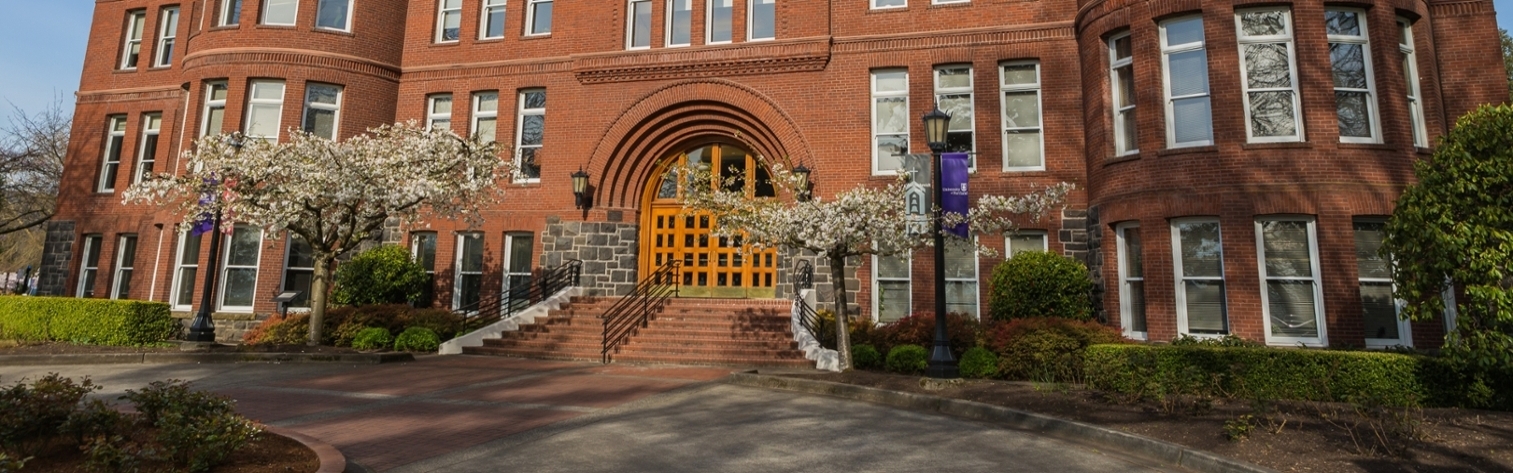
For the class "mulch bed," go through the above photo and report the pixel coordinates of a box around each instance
[780,370,1513,473]
[13,428,319,473]
[0,341,373,355]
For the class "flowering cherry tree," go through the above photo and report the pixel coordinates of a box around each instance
[125,122,507,345]
[677,157,1072,369]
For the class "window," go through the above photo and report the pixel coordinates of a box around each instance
[1172,219,1227,336]
[121,11,146,70]
[134,113,161,184]
[514,89,545,182]
[1327,9,1380,143]
[1237,8,1303,142]
[218,0,242,26]
[472,91,499,143]
[872,253,910,324]
[935,65,975,167]
[99,116,127,193]
[872,0,905,9]
[219,224,262,311]
[437,0,462,42]
[503,233,534,310]
[1256,218,1326,346]
[748,0,775,41]
[427,94,453,131]
[244,80,285,142]
[1116,223,1146,339]
[111,235,138,300]
[281,235,314,309]
[170,231,202,310]
[871,69,908,175]
[412,232,438,307]
[317,0,352,30]
[454,233,484,311]
[667,0,692,46]
[1399,19,1428,148]
[1109,32,1137,155]
[1160,16,1213,148]
[201,82,228,137]
[708,0,733,44]
[526,0,552,35]
[628,0,652,49]
[945,240,979,319]
[262,0,297,26]
[302,83,342,140]
[1000,62,1043,171]
[1006,231,1047,257]
[76,235,103,298]
[1354,220,1411,347]
[154,7,179,67]
[481,0,507,39]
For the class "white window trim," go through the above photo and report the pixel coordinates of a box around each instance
[244,80,286,142]
[260,0,298,26]
[411,232,439,275]
[134,113,161,185]
[471,91,499,143]
[944,237,981,320]
[216,225,263,313]
[502,232,533,302]
[218,0,241,26]
[665,0,692,47]
[513,89,545,183]
[111,234,137,300]
[479,0,507,39]
[1236,7,1305,143]
[278,234,314,312]
[999,61,1045,172]
[870,68,909,176]
[76,235,102,298]
[426,94,453,131]
[153,7,179,67]
[871,253,911,324]
[1116,223,1147,340]
[121,11,146,70]
[627,0,652,50]
[169,230,199,311]
[746,0,775,42]
[1355,218,1413,348]
[933,0,969,4]
[1399,19,1428,149]
[705,0,734,45]
[1005,230,1049,258]
[201,82,229,137]
[316,0,355,31]
[870,0,905,10]
[1109,31,1138,156]
[436,0,462,43]
[1160,16,1213,148]
[99,116,127,193]
[302,83,343,140]
[524,0,552,36]
[1254,216,1327,347]
[1327,8,1382,144]
[934,64,977,171]
[453,232,484,311]
[1171,217,1228,338]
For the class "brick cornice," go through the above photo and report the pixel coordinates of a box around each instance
[1427,0,1492,17]
[832,22,1074,54]
[76,85,185,104]
[404,57,574,82]
[570,37,832,84]
[181,47,402,82]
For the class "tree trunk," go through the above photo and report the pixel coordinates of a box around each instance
[307,258,333,346]
[830,255,852,371]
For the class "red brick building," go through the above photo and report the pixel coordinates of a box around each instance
[43,0,1506,348]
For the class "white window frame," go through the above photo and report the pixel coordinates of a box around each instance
[436,0,462,43]
[169,230,201,311]
[1005,231,1048,258]
[121,10,146,70]
[1236,7,1305,143]
[1326,8,1381,144]
[1354,218,1412,348]
[1254,217,1327,347]
[279,234,315,310]
[1399,19,1428,148]
[99,116,127,193]
[260,0,298,26]
[747,0,775,42]
[871,253,911,324]
[1109,31,1137,156]
[76,235,103,298]
[944,237,981,319]
[134,113,162,184]
[525,0,552,36]
[426,94,453,131]
[201,82,229,137]
[666,0,692,47]
[871,0,905,10]
[301,83,343,140]
[411,232,439,306]
[627,0,653,49]
[502,232,534,310]
[218,0,242,26]
[472,91,499,143]
[706,0,734,45]
[111,234,138,300]
[934,64,976,170]
[217,225,263,312]
[453,232,485,311]
[933,0,969,4]
[316,0,354,31]
[999,61,1045,171]
[480,0,508,39]
[1160,15,1213,148]
[153,7,179,67]
[514,89,545,183]
[870,69,909,176]
[1171,218,1228,337]
[244,80,286,142]
[1116,223,1147,340]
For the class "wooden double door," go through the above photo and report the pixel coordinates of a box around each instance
[643,143,777,298]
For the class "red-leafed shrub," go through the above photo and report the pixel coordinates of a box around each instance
[984,317,1127,382]
[854,312,980,360]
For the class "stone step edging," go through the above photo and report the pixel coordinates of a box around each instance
[0,352,415,366]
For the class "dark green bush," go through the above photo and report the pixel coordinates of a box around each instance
[395,309,464,340]
[985,317,1126,382]
[885,345,928,374]
[958,347,999,379]
[986,251,1093,321]
[0,296,178,346]
[332,245,429,306]
[849,312,980,359]
[394,327,440,352]
[0,452,27,473]
[851,344,882,370]
[351,327,393,350]
[0,374,99,455]
[1171,334,1262,347]
[323,305,464,345]
[123,380,261,472]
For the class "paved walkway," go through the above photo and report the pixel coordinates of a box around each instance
[0,356,1168,472]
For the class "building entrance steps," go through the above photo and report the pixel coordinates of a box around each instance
[462,297,810,367]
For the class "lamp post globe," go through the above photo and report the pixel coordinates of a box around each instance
[921,104,958,379]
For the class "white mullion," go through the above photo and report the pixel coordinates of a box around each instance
[1109,32,1137,155]
[427,94,453,131]
[134,113,161,184]
[871,69,909,176]
[871,253,911,324]
[112,235,138,300]
[154,7,179,67]
[1160,15,1212,148]
[471,91,499,143]
[1000,61,1044,172]
[934,65,976,170]
[1236,8,1304,143]
[100,116,127,192]
[317,0,355,31]
[480,0,507,39]
[627,0,652,49]
[706,0,733,44]
[201,82,229,137]
[525,0,552,36]
[217,225,263,312]
[453,233,484,311]
[514,90,546,183]
[1171,218,1227,337]
[218,0,241,26]
[747,0,775,41]
[76,235,102,298]
[1254,217,1326,347]
[170,230,200,310]
[1327,9,1380,143]
[1398,19,1428,148]
[121,11,146,70]
[437,0,462,43]
[1116,223,1146,340]
[244,80,286,142]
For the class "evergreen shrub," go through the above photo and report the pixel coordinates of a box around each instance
[958,346,999,379]
[986,251,1093,321]
[885,345,928,374]
[394,327,440,352]
[850,344,881,370]
[350,327,393,350]
[0,296,178,346]
[331,245,429,306]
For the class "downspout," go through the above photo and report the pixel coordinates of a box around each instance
[148,223,165,301]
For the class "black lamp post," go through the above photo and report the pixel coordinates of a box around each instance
[186,133,241,343]
[792,163,811,202]
[922,105,959,379]
[571,168,590,210]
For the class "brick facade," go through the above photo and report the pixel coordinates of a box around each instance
[48,0,1506,347]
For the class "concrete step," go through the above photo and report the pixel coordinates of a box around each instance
[610,353,812,367]
[616,344,806,358]
[630,328,795,341]
[625,335,797,349]
[462,346,602,362]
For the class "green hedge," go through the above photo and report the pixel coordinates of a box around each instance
[0,296,179,346]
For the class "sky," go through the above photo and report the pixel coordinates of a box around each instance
[0,2,1510,119]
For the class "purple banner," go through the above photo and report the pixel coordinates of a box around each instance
[941,152,970,238]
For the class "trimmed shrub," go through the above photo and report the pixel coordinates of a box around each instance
[855,312,980,360]
[1,374,99,455]
[123,380,262,472]
[395,309,464,340]
[394,327,440,352]
[324,304,464,345]
[331,245,429,306]
[0,296,178,346]
[885,345,928,374]
[984,317,1127,382]
[350,327,393,350]
[986,251,1093,321]
[958,347,999,379]
[241,314,310,346]
[1171,334,1262,347]
[851,344,882,370]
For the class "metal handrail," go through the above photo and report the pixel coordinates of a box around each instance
[794,259,814,290]
[453,259,583,335]
[601,259,681,363]
[793,291,832,350]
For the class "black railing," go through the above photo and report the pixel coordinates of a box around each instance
[791,260,831,349]
[454,259,583,335]
[601,259,680,363]
[795,259,814,290]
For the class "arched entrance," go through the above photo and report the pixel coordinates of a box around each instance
[642,143,778,298]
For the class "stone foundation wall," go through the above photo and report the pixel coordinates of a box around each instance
[172,312,265,344]
[1059,208,1105,322]
[541,217,639,296]
[36,221,75,296]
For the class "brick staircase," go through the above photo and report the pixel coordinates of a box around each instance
[463,297,811,367]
